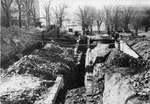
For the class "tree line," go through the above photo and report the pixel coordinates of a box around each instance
[1,0,68,29]
[76,5,150,34]
[1,0,150,34]
[42,0,68,29]
[1,0,37,28]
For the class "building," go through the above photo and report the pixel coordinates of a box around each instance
[1,0,40,27]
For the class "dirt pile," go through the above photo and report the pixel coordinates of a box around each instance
[1,26,42,67]
[122,36,150,60]
[102,49,150,104]
[132,41,150,60]
[88,41,150,104]
[0,43,78,104]
[0,75,54,104]
[105,49,146,68]
[64,87,86,104]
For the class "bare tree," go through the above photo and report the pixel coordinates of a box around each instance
[112,6,121,31]
[132,13,143,35]
[76,6,88,34]
[22,0,34,28]
[87,6,96,33]
[53,4,68,27]
[16,0,22,28]
[43,0,51,28]
[30,2,37,26]
[95,9,105,34]
[141,7,150,32]
[1,0,14,27]
[76,6,96,34]
[121,7,134,31]
[104,6,113,30]
[104,6,122,31]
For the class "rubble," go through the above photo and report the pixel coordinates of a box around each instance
[105,48,146,68]
[0,43,78,104]
[64,87,86,104]
[102,48,150,104]
[122,36,150,60]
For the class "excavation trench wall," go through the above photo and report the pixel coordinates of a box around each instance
[91,40,150,104]
[1,27,59,68]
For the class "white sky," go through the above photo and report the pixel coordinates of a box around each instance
[39,0,150,25]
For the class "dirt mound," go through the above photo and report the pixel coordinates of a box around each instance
[105,49,146,68]
[132,41,150,60]
[64,87,86,104]
[122,36,150,60]
[103,48,150,104]
[0,75,54,104]
[0,43,78,104]
[130,69,150,96]
[3,43,78,89]
[1,26,42,66]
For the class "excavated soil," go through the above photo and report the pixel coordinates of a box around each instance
[1,32,150,104]
[122,35,150,60]
[1,26,42,68]
[62,34,150,104]
[0,43,78,104]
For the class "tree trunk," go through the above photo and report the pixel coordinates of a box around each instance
[26,14,29,28]
[82,22,86,35]
[124,24,128,31]
[98,26,100,34]
[18,6,22,28]
[124,20,129,31]
[60,20,62,27]
[145,25,149,33]
[135,29,138,35]
[6,10,11,27]
[90,25,93,34]
[97,21,100,34]
[90,28,92,34]
[115,23,118,31]
[6,13,10,27]
[34,18,36,27]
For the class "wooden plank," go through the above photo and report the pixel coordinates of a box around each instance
[44,75,64,104]
[120,40,140,58]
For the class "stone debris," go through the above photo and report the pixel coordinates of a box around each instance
[64,87,86,104]
[0,43,78,104]
[105,49,146,68]
[122,36,150,60]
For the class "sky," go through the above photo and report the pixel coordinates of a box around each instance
[39,0,150,25]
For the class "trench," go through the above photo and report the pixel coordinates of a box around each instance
[55,38,111,103]
[55,51,86,104]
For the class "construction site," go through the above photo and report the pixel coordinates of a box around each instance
[1,0,150,104]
